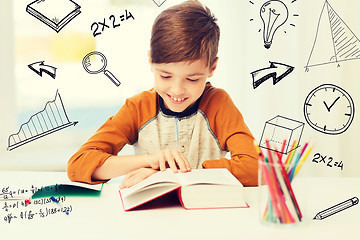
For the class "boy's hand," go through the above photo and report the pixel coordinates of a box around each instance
[120,168,158,189]
[148,149,191,173]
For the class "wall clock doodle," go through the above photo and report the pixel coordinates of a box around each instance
[303,84,355,135]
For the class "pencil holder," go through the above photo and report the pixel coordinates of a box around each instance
[258,159,307,226]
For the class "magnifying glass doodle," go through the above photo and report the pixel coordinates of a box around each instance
[82,51,121,87]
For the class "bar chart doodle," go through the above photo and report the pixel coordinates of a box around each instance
[7,90,78,151]
[313,196,359,220]
[26,0,81,33]
[305,0,360,71]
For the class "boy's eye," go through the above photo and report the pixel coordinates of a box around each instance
[187,78,199,82]
[160,75,171,79]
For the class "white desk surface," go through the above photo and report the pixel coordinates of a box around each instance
[1,171,359,240]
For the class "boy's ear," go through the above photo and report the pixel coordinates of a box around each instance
[208,57,218,78]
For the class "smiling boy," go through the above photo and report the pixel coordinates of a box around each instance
[67,0,258,187]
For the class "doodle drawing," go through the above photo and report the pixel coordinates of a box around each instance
[305,0,360,70]
[303,84,355,135]
[260,0,289,49]
[28,61,57,79]
[313,197,359,220]
[152,0,167,7]
[259,115,304,154]
[249,0,298,49]
[26,0,81,33]
[251,61,294,89]
[7,90,78,151]
[82,51,121,87]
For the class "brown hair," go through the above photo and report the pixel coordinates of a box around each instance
[150,0,220,68]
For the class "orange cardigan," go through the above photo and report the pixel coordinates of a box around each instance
[67,82,258,186]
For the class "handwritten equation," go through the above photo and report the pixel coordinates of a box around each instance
[91,9,135,37]
[312,152,344,170]
[1,185,73,224]
[3,204,73,224]
[1,185,39,200]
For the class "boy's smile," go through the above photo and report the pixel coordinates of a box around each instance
[152,58,217,113]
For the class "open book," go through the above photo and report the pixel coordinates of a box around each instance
[119,168,248,211]
[26,0,81,33]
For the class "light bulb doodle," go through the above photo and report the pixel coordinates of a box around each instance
[260,0,289,49]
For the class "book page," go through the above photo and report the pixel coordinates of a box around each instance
[63,181,103,191]
[175,169,243,187]
[120,169,179,196]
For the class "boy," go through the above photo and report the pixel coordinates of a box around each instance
[67,0,258,187]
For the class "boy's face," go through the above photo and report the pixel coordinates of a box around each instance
[151,58,217,113]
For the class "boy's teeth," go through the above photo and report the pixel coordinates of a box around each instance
[172,97,184,102]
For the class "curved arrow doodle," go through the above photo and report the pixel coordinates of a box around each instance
[28,61,57,79]
[251,61,294,89]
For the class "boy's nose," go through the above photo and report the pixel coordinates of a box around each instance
[171,81,185,95]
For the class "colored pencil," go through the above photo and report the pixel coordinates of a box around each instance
[285,140,298,171]
[294,145,312,177]
[288,143,308,180]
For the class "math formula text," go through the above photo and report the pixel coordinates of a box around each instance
[91,10,135,37]
[312,152,343,170]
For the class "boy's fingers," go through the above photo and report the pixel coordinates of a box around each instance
[120,172,133,187]
[164,150,178,173]
[120,174,132,188]
[179,151,191,171]
[122,176,137,188]
[120,169,158,189]
[171,149,188,172]
[121,172,144,188]
[159,152,166,171]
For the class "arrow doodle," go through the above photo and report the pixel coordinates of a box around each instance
[28,61,57,79]
[251,61,294,89]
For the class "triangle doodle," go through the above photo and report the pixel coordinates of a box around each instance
[305,0,360,70]
[152,0,167,7]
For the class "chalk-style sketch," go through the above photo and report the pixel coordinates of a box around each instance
[82,51,121,87]
[260,0,289,49]
[249,0,298,49]
[7,90,78,151]
[2,191,72,224]
[152,0,167,7]
[313,197,359,220]
[312,152,344,171]
[305,1,360,70]
[28,61,57,79]
[303,84,355,135]
[251,61,294,89]
[259,115,304,154]
[91,10,135,37]
[26,0,81,33]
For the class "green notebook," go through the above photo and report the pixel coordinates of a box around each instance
[32,182,103,199]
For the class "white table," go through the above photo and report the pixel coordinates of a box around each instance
[1,171,359,240]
